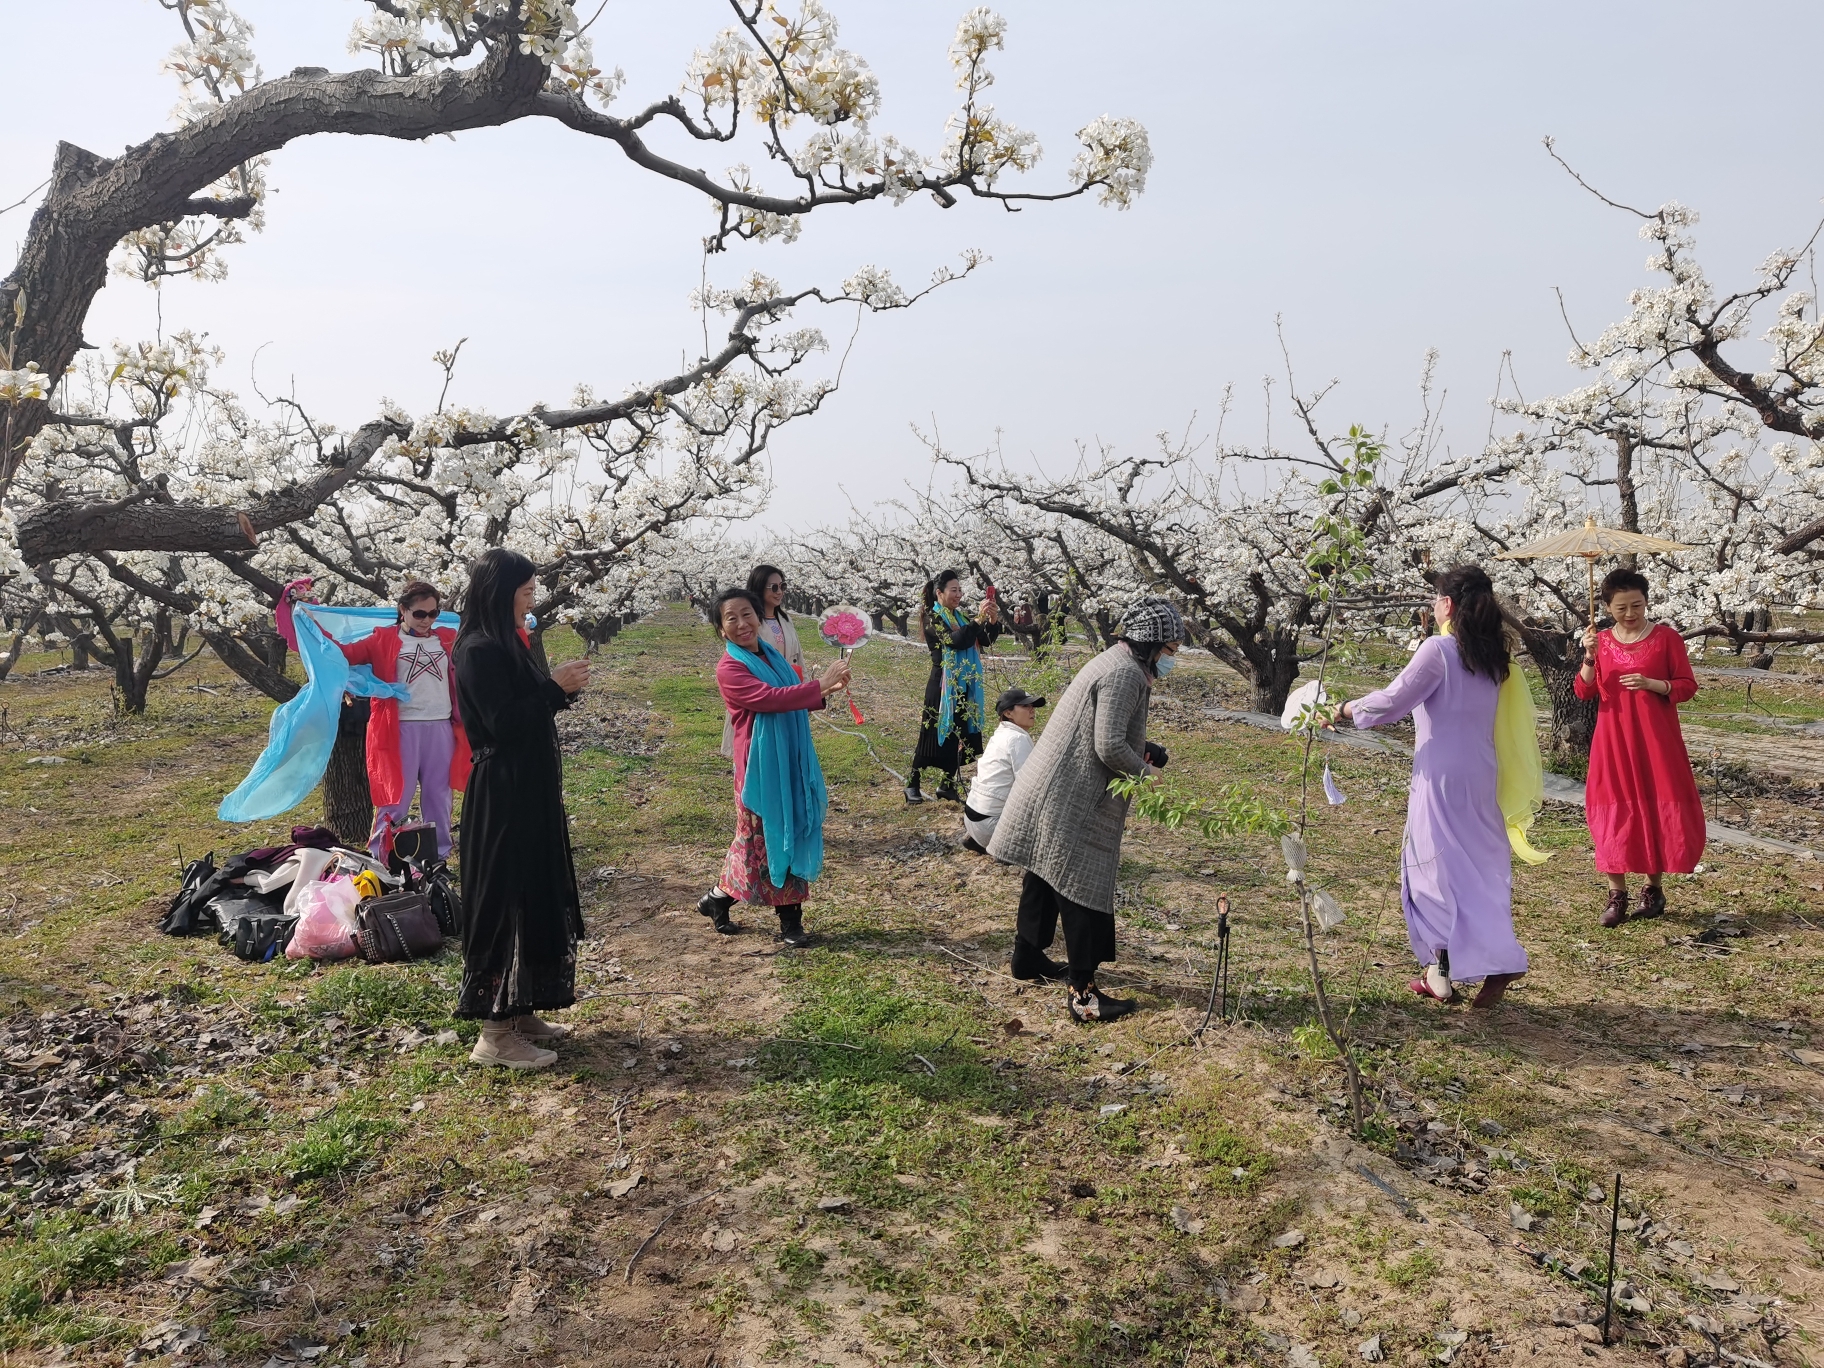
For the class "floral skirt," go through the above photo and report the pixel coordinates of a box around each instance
[721,805,809,907]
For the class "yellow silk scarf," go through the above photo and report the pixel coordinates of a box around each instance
[1443,621,1550,865]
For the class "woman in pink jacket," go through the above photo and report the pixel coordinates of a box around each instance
[697,586,849,947]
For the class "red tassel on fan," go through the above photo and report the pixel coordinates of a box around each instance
[846,696,866,725]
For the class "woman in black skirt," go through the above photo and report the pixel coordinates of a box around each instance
[453,548,591,1070]
[905,569,1002,803]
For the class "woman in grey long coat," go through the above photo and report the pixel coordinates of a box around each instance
[988,597,1184,1022]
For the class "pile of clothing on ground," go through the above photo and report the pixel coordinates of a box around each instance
[161,823,458,965]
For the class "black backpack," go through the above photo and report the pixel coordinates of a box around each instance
[161,853,219,936]
[424,867,461,939]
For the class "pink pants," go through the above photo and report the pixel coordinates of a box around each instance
[371,719,455,861]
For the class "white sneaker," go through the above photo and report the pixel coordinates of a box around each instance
[471,1025,557,1070]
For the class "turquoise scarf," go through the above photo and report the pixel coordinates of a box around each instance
[728,638,827,887]
[934,603,985,745]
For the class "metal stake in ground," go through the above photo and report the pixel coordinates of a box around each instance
[1197,895,1232,1036]
[1601,1171,1621,1345]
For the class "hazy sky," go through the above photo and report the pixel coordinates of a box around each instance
[7,1,1824,533]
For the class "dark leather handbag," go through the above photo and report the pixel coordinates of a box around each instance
[354,890,444,963]
[388,821,439,871]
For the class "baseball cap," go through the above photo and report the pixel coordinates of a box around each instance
[995,686,1047,716]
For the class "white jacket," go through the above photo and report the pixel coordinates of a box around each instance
[967,720,1033,818]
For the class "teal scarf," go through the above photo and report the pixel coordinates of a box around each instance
[934,603,985,745]
[728,638,827,887]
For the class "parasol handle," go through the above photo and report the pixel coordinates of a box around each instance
[1587,556,1597,628]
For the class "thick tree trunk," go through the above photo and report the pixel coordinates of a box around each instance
[325,698,373,847]
[1514,623,1596,754]
[114,610,170,714]
[0,601,44,682]
[1246,627,1304,716]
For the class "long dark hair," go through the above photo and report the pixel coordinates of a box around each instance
[1435,564,1510,683]
[458,548,537,652]
[746,564,785,619]
[920,568,961,636]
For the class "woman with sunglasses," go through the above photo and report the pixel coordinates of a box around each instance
[720,564,806,759]
[337,579,470,862]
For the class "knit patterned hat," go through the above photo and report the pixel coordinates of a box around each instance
[1121,596,1185,644]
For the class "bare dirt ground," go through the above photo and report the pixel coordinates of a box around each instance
[1,609,1821,1368]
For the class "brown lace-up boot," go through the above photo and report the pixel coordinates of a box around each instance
[1600,887,1629,928]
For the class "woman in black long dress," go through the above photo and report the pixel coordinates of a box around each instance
[905,569,1002,804]
[453,549,591,1070]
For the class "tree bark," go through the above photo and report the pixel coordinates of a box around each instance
[14,417,407,561]
[1247,627,1304,716]
[0,600,44,682]
[113,609,170,714]
[1514,623,1596,754]
[324,697,373,847]
[202,628,299,702]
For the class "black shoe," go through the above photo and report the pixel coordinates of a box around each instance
[1010,942,1069,981]
[698,889,738,934]
[962,836,988,856]
[776,904,812,948]
[1068,983,1136,1023]
[934,780,960,802]
[903,783,926,804]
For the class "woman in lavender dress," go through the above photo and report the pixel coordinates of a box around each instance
[1339,566,1527,1009]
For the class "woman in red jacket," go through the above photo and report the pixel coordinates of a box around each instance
[338,580,470,861]
[697,586,849,946]
[1574,567,1705,927]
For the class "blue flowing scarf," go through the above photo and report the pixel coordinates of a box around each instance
[933,602,985,745]
[220,605,455,823]
[728,638,828,887]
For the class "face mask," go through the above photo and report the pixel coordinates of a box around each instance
[1154,651,1178,677]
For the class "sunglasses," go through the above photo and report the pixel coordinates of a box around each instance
[407,608,439,620]
[767,580,785,591]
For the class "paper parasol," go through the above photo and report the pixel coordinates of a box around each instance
[1493,515,1690,624]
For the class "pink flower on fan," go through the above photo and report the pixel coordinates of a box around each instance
[820,608,869,649]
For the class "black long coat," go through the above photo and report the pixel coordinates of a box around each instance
[911,611,1003,777]
[453,633,583,1020]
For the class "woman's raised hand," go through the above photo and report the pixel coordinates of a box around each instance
[1581,624,1599,656]
[820,658,852,695]
[551,659,590,694]
[980,598,1001,624]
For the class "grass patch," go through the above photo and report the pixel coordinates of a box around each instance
[0,1216,179,1345]
[281,1109,398,1183]
[1381,1246,1442,1288]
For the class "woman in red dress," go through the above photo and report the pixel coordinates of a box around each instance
[1574,568,1706,927]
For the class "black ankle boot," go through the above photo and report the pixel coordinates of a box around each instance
[904,773,926,804]
[776,904,811,947]
[698,888,738,934]
[934,778,960,802]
